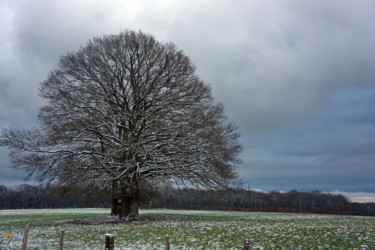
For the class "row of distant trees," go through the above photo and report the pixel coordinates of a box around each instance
[0,184,109,209]
[0,184,374,216]
[149,186,375,216]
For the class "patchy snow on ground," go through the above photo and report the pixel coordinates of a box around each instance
[0,209,374,249]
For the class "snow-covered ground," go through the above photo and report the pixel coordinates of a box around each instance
[0,209,374,249]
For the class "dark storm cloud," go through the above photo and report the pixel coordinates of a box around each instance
[1,0,375,199]
[240,88,375,193]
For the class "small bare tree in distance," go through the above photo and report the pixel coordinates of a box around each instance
[0,30,242,217]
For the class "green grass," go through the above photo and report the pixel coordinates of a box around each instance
[0,209,374,249]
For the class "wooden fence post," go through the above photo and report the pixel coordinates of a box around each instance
[104,234,115,250]
[22,224,29,250]
[59,230,65,250]
[244,238,251,250]
[166,236,170,250]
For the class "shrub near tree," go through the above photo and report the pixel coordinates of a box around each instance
[0,31,242,218]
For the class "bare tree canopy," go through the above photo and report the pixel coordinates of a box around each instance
[0,30,242,217]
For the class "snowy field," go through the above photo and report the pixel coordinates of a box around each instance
[0,208,374,249]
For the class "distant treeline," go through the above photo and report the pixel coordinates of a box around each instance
[0,184,109,209]
[0,184,374,216]
[149,187,375,216]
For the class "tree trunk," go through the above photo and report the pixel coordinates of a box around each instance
[111,198,118,216]
[116,195,139,218]
[111,180,120,216]
[119,196,129,218]
[111,180,139,218]
[129,195,139,217]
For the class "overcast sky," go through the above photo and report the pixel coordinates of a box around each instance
[1,0,375,202]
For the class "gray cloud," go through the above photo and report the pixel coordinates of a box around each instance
[239,87,375,192]
[1,0,375,198]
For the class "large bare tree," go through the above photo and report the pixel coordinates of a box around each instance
[0,31,242,217]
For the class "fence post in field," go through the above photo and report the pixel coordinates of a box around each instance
[166,236,170,250]
[244,239,251,250]
[59,230,65,250]
[22,224,29,250]
[104,234,115,250]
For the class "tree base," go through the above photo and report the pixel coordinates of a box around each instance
[111,196,139,218]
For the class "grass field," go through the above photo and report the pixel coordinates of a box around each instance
[0,208,374,249]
